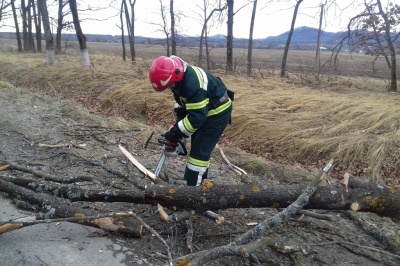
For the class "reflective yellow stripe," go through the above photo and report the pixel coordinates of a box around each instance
[186,98,209,110]
[188,156,209,168]
[192,67,204,88]
[183,116,196,133]
[208,99,231,116]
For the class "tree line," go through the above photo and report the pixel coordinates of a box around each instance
[0,0,398,91]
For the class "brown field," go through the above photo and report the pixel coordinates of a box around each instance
[0,39,400,185]
[86,41,393,79]
[1,38,393,79]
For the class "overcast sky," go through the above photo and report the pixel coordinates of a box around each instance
[82,0,392,38]
[0,0,393,39]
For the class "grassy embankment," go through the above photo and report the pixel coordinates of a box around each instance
[0,50,399,186]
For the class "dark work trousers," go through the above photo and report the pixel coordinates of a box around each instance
[184,105,232,186]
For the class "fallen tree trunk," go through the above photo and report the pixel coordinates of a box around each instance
[1,176,399,219]
[0,180,142,237]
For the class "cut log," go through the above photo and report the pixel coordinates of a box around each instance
[142,178,400,219]
[2,176,400,220]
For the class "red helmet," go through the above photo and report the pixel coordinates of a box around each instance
[149,56,184,91]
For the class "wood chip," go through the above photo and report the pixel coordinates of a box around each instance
[119,144,158,182]
[157,204,169,222]
[0,165,10,171]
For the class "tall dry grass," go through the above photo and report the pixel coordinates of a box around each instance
[0,44,399,184]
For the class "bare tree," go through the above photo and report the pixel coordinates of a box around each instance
[226,0,233,72]
[119,0,126,61]
[349,0,399,91]
[121,0,136,64]
[0,0,11,23]
[29,0,41,52]
[314,2,324,83]
[21,0,35,52]
[55,0,71,54]
[226,0,252,72]
[315,3,324,64]
[38,0,54,65]
[157,0,170,56]
[196,0,226,69]
[26,0,36,51]
[10,0,22,51]
[280,0,303,77]
[246,0,257,76]
[374,0,398,91]
[68,0,90,68]
[170,0,176,55]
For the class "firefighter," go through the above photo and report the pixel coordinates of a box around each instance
[149,55,233,186]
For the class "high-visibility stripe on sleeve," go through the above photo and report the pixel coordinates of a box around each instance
[185,98,209,110]
[178,117,196,136]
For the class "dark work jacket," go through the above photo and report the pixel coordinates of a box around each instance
[172,65,231,138]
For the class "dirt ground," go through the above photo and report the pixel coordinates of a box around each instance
[1,87,400,266]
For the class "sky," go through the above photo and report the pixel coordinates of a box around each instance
[0,0,393,39]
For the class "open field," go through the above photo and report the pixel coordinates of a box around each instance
[0,39,400,185]
[0,38,396,80]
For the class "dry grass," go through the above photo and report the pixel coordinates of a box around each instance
[0,44,399,184]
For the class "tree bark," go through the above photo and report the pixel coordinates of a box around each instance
[38,0,54,65]
[170,0,176,55]
[10,0,22,52]
[128,0,136,63]
[120,0,126,61]
[68,0,90,68]
[246,0,257,76]
[315,4,323,64]
[280,0,303,77]
[31,0,42,52]
[26,0,35,51]
[21,0,29,51]
[226,0,234,72]
[2,175,400,220]
[55,0,64,54]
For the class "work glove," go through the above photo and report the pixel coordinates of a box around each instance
[163,126,180,146]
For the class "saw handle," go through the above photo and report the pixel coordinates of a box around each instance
[158,138,187,156]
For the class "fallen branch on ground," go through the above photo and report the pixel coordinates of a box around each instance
[0,179,143,237]
[171,160,333,265]
[216,144,247,176]
[347,211,400,253]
